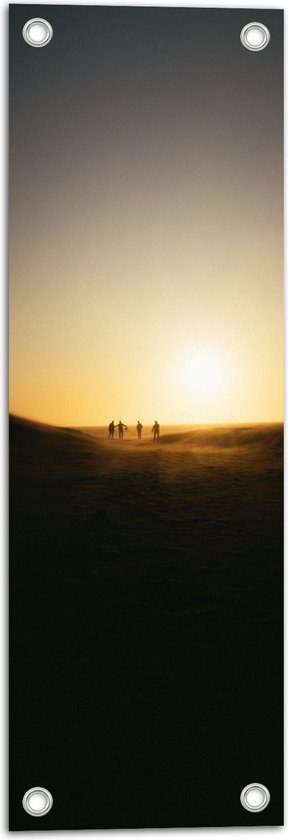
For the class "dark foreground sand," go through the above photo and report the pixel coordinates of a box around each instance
[10,417,283,828]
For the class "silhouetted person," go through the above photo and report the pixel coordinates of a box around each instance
[115,421,127,439]
[108,421,115,439]
[136,421,143,439]
[151,421,160,441]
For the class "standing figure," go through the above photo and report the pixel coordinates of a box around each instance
[108,421,115,439]
[116,421,128,439]
[136,420,143,439]
[151,421,160,441]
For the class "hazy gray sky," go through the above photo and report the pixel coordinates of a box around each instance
[10,5,283,424]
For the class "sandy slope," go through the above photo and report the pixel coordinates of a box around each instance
[10,416,283,828]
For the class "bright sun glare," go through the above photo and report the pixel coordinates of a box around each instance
[182,353,224,394]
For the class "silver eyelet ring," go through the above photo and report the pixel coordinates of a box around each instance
[240,22,270,52]
[22,787,53,817]
[240,783,270,812]
[22,18,53,48]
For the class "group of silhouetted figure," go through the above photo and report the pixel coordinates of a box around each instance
[108,420,160,441]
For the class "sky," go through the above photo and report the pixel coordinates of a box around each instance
[9,5,283,425]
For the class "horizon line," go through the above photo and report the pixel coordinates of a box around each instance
[9,413,284,430]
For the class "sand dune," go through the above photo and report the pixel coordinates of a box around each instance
[10,415,283,828]
[139,424,283,451]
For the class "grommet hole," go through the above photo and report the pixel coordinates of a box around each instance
[22,787,53,817]
[240,22,270,51]
[240,783,270,812]
[22,18,53,48]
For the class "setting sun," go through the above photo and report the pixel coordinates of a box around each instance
[182,353,225,395]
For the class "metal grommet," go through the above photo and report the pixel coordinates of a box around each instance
[240,22,270,51]
[240,783,270,812]
[22,787,53,817]
[22,18,53,48]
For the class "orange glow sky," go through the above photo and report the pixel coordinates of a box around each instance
[9,7,283,426]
